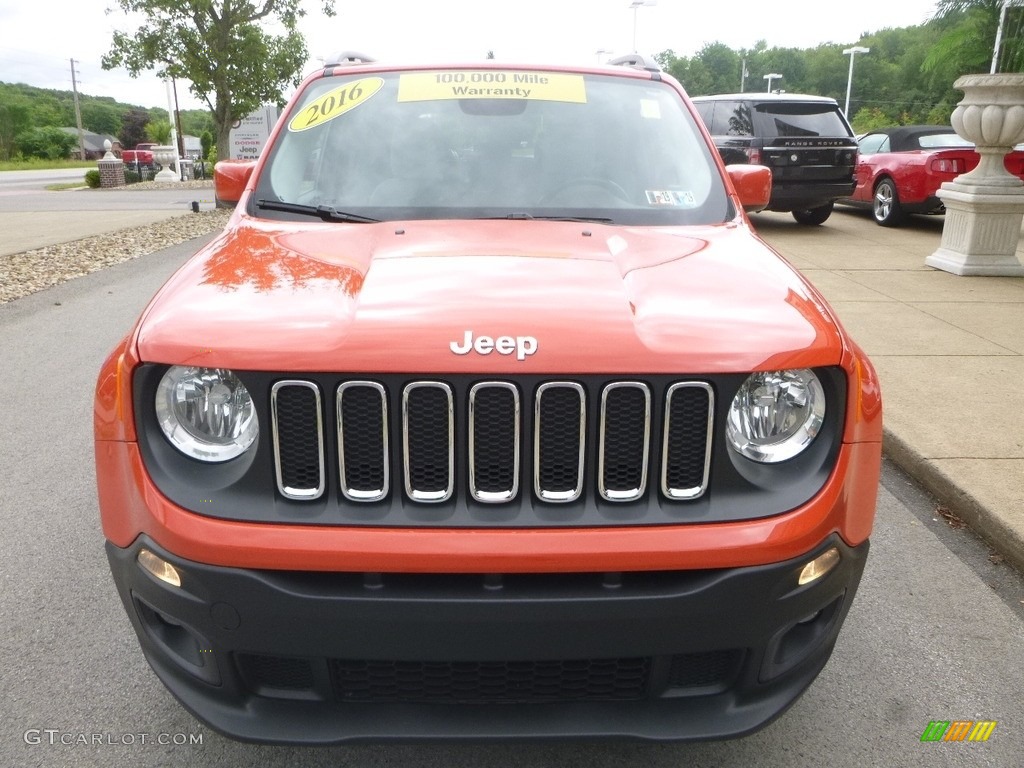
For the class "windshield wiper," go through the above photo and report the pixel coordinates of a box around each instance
[255,199,380,223]
[486,213,615,224]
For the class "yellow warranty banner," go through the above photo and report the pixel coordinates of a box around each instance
[397,72,587,103]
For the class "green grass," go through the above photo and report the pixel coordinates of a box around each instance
[45,182,90,191]
[0,159,96,172]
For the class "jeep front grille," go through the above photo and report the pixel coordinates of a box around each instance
[402,382,454,502]
[534,382,586,502]
[271,377,713,508]
[469,382,520,503]
[337,381,389,501]
[270,381,325,500]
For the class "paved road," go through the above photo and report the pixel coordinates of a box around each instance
[0,167,88,190]
[1,235,1022,767]
[0,169,213,256]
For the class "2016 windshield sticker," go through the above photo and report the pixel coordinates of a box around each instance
[397,72,587,103]
[288,77,384,132]
[646,190,697,206]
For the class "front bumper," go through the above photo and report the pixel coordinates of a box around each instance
[107,534,869,744]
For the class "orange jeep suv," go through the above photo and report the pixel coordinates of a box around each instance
[95,54,882,743]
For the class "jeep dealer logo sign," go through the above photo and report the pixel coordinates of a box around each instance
[450,331,538,361]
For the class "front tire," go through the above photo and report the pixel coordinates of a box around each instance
[873,178,905,226]
[792,202,834,225]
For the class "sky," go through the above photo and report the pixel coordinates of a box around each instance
[0,0,942,113]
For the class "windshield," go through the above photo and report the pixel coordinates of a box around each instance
[253,69,730,226]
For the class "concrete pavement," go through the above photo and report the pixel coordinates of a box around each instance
[755,207,1024,571]
[3,189,1023,571]
[0,210,188,257]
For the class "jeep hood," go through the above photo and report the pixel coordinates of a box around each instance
[135,217,845,374]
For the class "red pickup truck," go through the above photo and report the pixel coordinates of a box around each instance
[121,142,159,170]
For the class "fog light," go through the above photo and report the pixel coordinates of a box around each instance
[798,547,840,586]
[138,549,182,588]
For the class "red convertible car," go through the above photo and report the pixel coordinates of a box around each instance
[844,124,1024,226]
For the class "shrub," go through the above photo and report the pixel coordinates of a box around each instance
[84,169,101,188]
[16,127,77,161]
[124,170,141,185]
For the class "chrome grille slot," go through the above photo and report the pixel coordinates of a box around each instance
[661,382,714,500]
[469,382,520,503]
[534,382,586,503]
[403,382,454,502]
[337,381,389,501]
[271,381,325,500]
[599,382,651,502]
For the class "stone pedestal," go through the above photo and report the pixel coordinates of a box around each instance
[927,182,1024,276]
[97,158,126,188]
[927,73,1024,277]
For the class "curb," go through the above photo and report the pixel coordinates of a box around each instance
[882,428,1024,573]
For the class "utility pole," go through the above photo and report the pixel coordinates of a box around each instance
[172,77,186,171]
[70,59,86,161]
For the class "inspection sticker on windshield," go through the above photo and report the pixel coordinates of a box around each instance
[646,190,696,206]
[398,72,586,103]
[288,77,384,132]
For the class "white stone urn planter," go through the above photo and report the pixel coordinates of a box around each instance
[153,145,180,182]
[927,73,1024,276]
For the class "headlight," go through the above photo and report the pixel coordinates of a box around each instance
[726,369,825,463]
[155,366,258,462]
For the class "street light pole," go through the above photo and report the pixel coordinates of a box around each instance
[843,46,870,117]
[629,0,656,53]
[764,73,782,93]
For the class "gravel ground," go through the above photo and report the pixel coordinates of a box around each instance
[1,181,232,304]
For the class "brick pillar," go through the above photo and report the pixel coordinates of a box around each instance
[98,159,126,188]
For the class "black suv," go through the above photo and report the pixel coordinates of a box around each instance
[692,94,857,225]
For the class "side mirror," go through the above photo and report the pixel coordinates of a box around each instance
[214,160,256,208]
[726,164,772,213]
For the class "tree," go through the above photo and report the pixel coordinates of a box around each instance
[120,108,151,149]
[16,126,77,160]
[103,0,335,161]
[145,119,173,144]
[81,102,122,136]
[925,1,1023,75]
[0,97,32,160]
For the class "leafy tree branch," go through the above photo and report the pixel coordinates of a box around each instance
[102,0,334,160]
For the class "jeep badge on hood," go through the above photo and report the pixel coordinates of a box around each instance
[450,330,538,361]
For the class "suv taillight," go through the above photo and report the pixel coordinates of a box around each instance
[744,147,762,164]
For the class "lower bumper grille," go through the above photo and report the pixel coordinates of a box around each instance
[331,657,650,703]
[236,650,744,704]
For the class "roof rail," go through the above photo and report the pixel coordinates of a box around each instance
[324,51,376,67]
[608,53,661,73]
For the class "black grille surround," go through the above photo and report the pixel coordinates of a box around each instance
[134,367,847,528]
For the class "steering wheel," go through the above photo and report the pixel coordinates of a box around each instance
[539,177,630,205]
